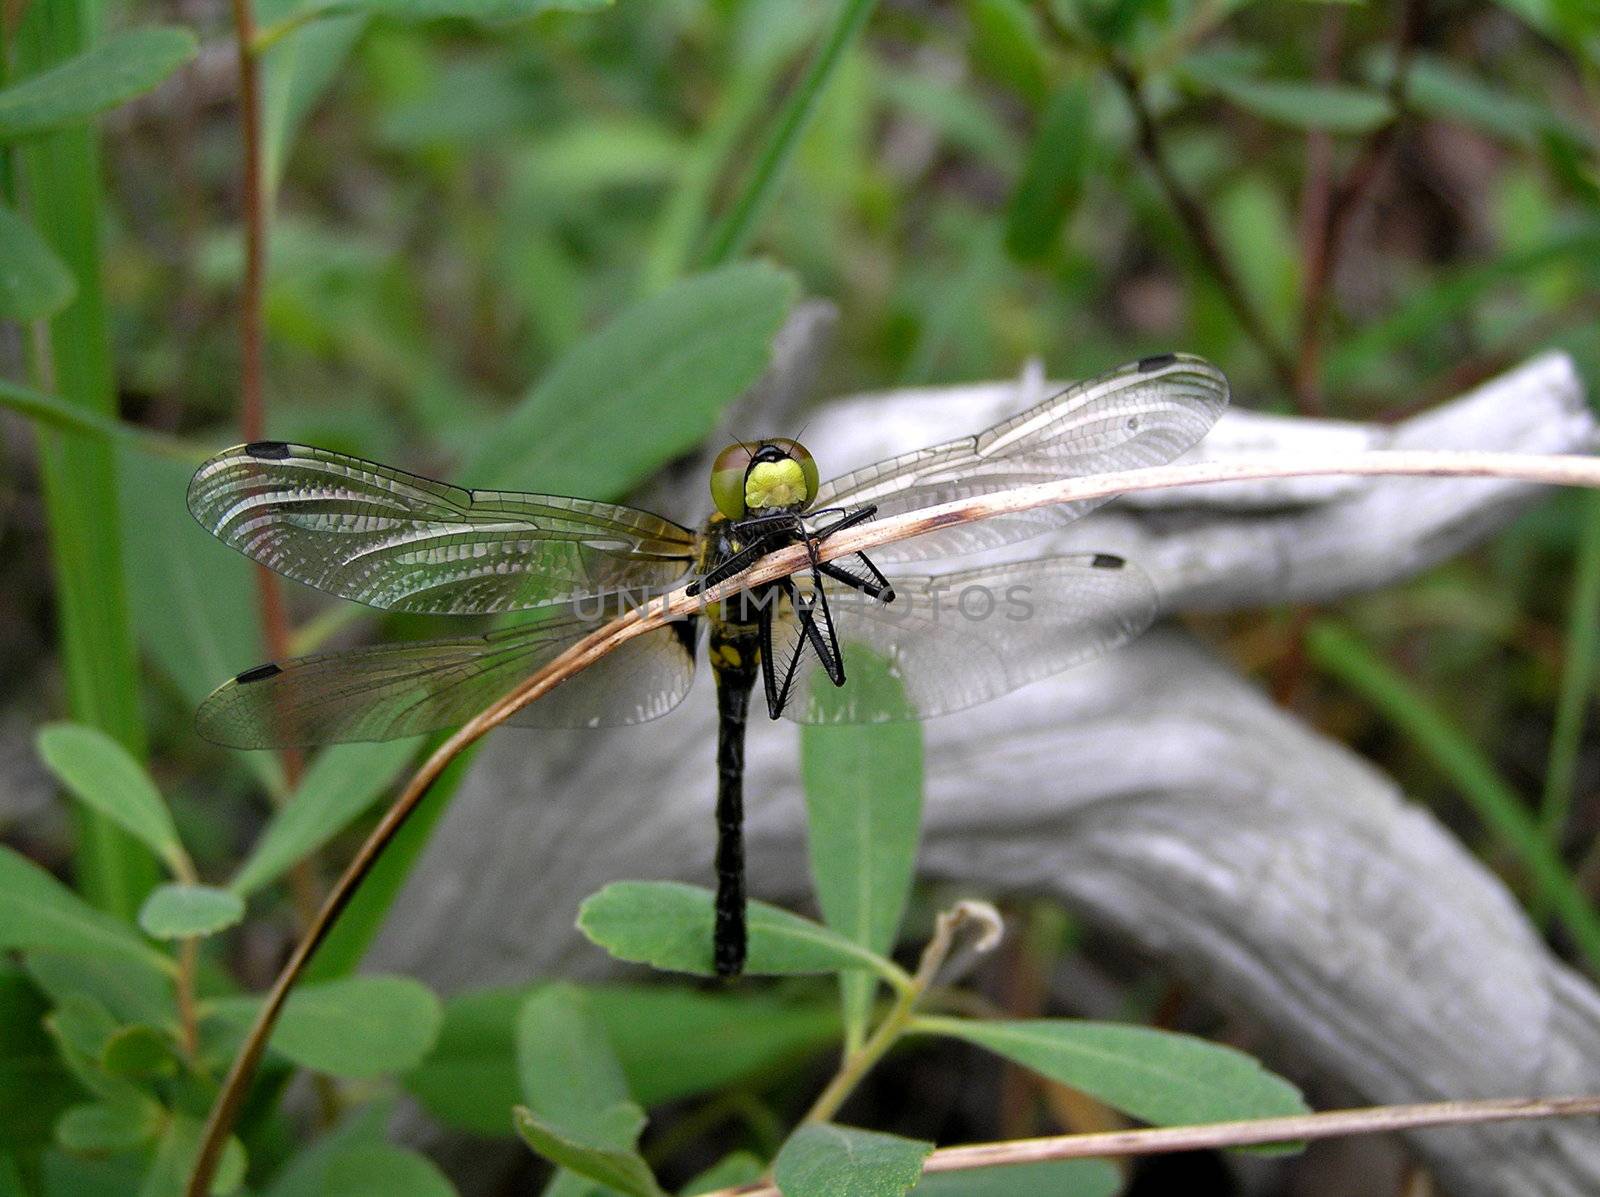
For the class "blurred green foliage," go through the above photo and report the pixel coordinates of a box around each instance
[3,0,1600,1192]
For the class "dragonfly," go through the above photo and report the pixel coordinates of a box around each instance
[188,352,1228,976]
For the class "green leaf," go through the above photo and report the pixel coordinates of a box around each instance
[1189,74,1394,133]
[802,650,923,1044]
[230,739,421,896]
[681,1153,764,1195]
[1004,80,1093,261]
[37,724,185,875]
[578,882,893,979]
[258,0,367,191]
[0,847,168,973]
[409,984,840,1135]
[466,262,797,495]
[137,884,245,940]
[514,1107,664,1197]
[0,28,197,140]
[0,965,81,1152]
[100,1025,180,1080]
[515,986,661,1196]
[261,1101,393,1196]
[322,1145,457,1196]
[55,1098,162,1154]
[0,203,74,319]
[207,975,442,1079]
[965,0,1049,109]
[773,1124,931,1197]
[517,986,643,1146]
[298,0,608,22]
[139,1116,246,1197]
[910,1160,1120,1196]
[25,951,175,1028]
[920,1018,1307,1131]
[1392,53,1596,149]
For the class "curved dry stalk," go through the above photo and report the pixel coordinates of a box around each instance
[704,1095,1600,1196]
[185,446,1600,1196]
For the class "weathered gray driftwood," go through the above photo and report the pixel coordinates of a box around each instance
[369,328,1600,1196]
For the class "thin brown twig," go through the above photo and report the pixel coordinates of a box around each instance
[1111,64,1300,398]
[705,1095,1600,1195]
[185,447,1600,1196]
[229,0,317,929]
[1295,0,1428,408]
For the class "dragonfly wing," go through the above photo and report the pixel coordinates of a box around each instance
[775,556,1158,725]
[196,615,701,748]
[811,354,1227,563]
[188,442,698,613]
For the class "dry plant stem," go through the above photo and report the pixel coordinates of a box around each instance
[1112,64,1299,399]
[185,447,1600,1196]
[229,0,317,927]
[1295,0,1426,407]
[704,1096,1600,1196]
[176,937,201,1061]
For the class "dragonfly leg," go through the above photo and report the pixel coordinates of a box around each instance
[817,555,894,602]
[687,532,780,596]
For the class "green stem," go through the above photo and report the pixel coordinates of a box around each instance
[1308,620,1600,972]
[0,374,204,459]
[12,0,159,917]
[700,0,877,267]
[1539,491,1600,848]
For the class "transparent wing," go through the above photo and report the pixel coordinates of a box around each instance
[195,615,702,748]
[188,442,698,614]
[811,354,1227,563]
[774,556,1158,725]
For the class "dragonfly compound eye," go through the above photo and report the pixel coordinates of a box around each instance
[711,443,756,519]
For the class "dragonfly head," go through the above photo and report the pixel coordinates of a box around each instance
[711,438,820,519]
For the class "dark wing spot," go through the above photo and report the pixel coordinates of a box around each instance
[244,440,292,460]
[1090,553,1125,570]
[235,662,283,684]
[1136,353,1178,373]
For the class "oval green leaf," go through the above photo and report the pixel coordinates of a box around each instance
[0,27,198,140]
[919,1017,1307,1131]
[207,975,442,1079]
[100,1024,181,1080]
[773,1124,931,1197]
[0,205,74,319]
[323,1145,457,1197]
[0,847,168,974]
[466,262,798,496]
[37,723,185,875]
[514,1107,665,1197]
[577,882,893,979]
[137,884,245,940]
[518,986,644,1149]
[54,1098,162,1154]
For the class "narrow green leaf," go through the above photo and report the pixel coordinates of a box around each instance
[137,884,245,940]
[920,1018,1307,1131]
[0,28,197,140]
[0,847,168,973]
[773,1124,931,1197]
[910,1160,1120,1196]
[1308,621,1600,973]
[409,984,840,1135]
[258,0,367,192]
[296,0,607,23]
[322,1145,457,1196]
[467,262,797,495]
[578,882,895,980]
[37,724,186,875]
[0,203,74,319]
[1004,80,1093,261]
[1191,75,1394,133]
[965,0,1048,108]
[700,0,878,266]
[514,1108,664,1197]
[802,650,923,1045]
[207,975,442,1079]
[55,1098,162,1154]
[230,739,421,896]
[1380,53,1595,150]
